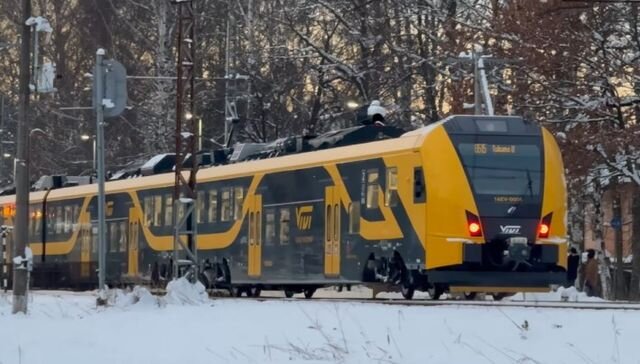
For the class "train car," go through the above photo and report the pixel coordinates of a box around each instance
[0,115,567,299]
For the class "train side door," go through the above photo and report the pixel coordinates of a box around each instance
[324,186,341,277]
[247,194,262,278]
[80,213,91,278]
[127,207,139,277]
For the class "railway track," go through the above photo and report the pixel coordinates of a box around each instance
[205,290,640,311]
[27,288,640,310]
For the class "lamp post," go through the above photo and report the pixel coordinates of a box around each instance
[80,134,96,174]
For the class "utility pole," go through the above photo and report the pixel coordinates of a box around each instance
[90,50,126,300]
[12,0,31,314]
[95,49,107,296]
[172,0,198,280]
[0,95,5,186]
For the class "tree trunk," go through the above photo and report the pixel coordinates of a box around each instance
[613,193,627,300]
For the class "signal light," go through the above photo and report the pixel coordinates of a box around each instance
[466,211,482,237]
[538,213,553,239]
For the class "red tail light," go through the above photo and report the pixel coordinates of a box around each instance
[466,211,482,237]
[469,222,481,234]
[538,213,552,239]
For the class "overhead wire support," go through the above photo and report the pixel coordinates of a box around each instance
[449,45,520,116]
[172,0,199,281]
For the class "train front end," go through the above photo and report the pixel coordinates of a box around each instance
[421,115,567,294]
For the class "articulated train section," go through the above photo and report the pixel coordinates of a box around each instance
[0,115,568,299]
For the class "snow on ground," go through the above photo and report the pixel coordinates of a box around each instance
[508,286,605,303]
[1,283,639,364]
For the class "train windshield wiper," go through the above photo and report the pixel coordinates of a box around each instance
[525,169,533,197]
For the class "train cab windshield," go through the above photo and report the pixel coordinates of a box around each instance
[451,134,544,218]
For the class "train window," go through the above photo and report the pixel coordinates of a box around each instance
[153,195,163,226]
[35,209,42,236]
[221,188,232,222]
[144,197,153,226]
[64,205,72,233]
[176,193,185,223]
[56,206,63,234]
[385,167,398,207]
[28,207,34,236]
[334,204,339,241]
[208,190,218,222]
[72,205,80,232]
[196,191,205,223]
[348,202,360,234]
[475,119,508,133]
[49,207,54,234]
[119,221,127,252]
[109,223,118,252]
[279,208,290,245]
[164,194,173,226]
[256,211,261,244]
[326,205,332,242]
[265,210,275,246]
[92,224,98,254]
[234,187,244,220]
[414,167,426,203]
[366,169,379,209]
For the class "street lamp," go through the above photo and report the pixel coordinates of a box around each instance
[80,134,96,174]
[346,100,360,110]
[29,128,46,138]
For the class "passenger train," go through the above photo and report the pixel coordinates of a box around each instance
[0,115,567,299]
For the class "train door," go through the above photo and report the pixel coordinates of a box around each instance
[127,207,139,277]
[247,194,262,278]
[80,213,91,278]
[324,186,341,277]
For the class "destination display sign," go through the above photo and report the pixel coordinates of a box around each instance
[474,143,517,155]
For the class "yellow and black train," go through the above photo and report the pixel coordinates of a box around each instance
[0,115,567,299]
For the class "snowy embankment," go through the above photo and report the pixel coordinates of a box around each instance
[1,281,638,364]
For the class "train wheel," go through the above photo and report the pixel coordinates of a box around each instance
[401,284,415,300]
[463,292,477,300]
[230,286,244,297]
[284,290,294,298]
[492,293,507,301]
[248,286,261,297]
[428,285,443,300]
[303,288,316,299]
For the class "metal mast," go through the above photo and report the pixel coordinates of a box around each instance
[0,95,6,186]
[223,0,248,146]
[172,0,198,280]
[452,45,517,116]
[12,0,32,314]
[472,49,495,116]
